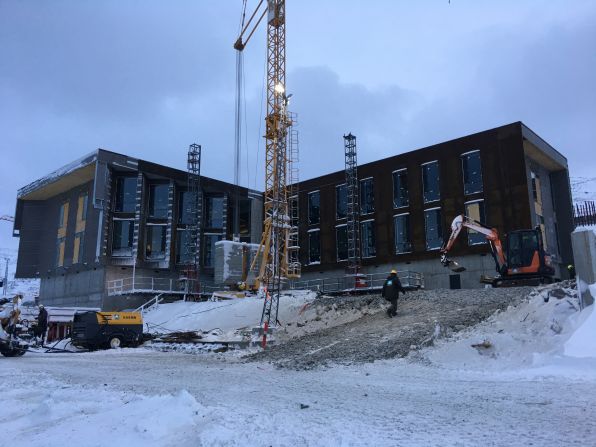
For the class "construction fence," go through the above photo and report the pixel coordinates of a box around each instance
[289,270,424,294]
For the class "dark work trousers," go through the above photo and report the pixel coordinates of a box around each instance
[387,298,398,317]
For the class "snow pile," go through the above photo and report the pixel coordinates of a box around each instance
[0,379,206,446]
[423,282,590,371]
[143,290,317,342]
[565,283,596,358]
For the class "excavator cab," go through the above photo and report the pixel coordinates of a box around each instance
[505,228,554,277]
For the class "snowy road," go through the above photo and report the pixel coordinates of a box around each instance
[2,350,595,447]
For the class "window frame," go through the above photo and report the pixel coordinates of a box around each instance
[111,218,134,258]
[393,212,412,254]
[392,168,409,209]
[464,199,487,246]
[421,160,440,204]
[335,184,347,220]
[424,207,443,251]
[308,190,321,226]
[307,228,321,264]
[359,177,375,215]
[335,224,348,262]
[360,218,376,258]
[461,150,483,195]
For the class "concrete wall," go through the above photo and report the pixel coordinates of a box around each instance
[571,228,596,308]
[39,267,105,307]
[297,253,499,290]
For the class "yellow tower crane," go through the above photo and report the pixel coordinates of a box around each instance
[234,0,300,344]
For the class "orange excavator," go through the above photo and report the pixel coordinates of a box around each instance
[440,214,555,287]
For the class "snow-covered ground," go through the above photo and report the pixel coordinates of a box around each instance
[0,247,39,301]
[2,285,596,446]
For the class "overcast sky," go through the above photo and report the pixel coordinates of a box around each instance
[1,0,595,251]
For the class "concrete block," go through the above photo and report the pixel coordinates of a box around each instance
[571,228,596,308]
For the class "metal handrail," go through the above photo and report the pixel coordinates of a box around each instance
[289,270,424,294]
[106,276,200,296]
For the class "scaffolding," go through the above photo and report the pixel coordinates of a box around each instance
[287,112,301,279]
[344,133,361,276]
[184,143,202,296]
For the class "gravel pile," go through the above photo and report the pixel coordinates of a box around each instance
[246,287,533,370]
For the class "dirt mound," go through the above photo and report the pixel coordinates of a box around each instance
[246,287,531,370]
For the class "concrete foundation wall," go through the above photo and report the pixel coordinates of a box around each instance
[571,228,596,308]
[39,268,105,307]
[298,253,499,290]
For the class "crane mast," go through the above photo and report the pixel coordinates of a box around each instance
[234,0,299,342]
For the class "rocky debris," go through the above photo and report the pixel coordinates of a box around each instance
[245,286,532,370]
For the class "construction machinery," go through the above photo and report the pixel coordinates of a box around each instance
[440,214,555,287]
[234,0,300,345]
[71,311,144,350]
[0,295,29,357]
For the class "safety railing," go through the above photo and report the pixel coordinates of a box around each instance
[106,276,200,297]
[289,270,424,294]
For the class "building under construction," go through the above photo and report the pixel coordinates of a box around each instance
[11,121,575,308]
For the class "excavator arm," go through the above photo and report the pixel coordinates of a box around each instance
[440,214,507,274]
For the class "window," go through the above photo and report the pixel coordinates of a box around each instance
[392,169,409,208]
[394,213,411,254]
[58,201,69,234]
[73,232,85,264]
[238,199,252,237]
[55,237,65,267]
[176,229,193,264]
[336,225,348,261]
[360,178,374,214]
[308,191,320,226]
[115,177,137,213]
[205,196,224,229]
[361,220,376,258]
[203,233,222,267]
[308,229,321,264]
[149,184,169,219]
[146,224,167,260]
[422,161,440,203]
[464,200,486,245]
[424,208,443,250]
[531,171,543,216]
[178,191,196,225]
[112,219,134,257]
[336,184,347,220]
[461,151,483,195]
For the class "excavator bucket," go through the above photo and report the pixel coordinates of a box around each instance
[443,257,466,273]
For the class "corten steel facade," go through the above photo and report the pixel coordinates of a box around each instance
[13,149,263,309]
[295,122,574,289]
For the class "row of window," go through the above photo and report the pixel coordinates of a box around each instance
[307,200,486,264]
[307,151,483,225]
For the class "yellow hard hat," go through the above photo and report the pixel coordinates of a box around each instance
[390,269,397,274]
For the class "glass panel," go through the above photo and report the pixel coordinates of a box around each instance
[462,152,483,195]
[56,238,65,267]
[149,184,169,219]
[360,178,374,214]
[424,208,443,250]
[176,229,193,264]
[308,191,320,225]
[422,162,440,203]
[146,225,167,260]
[112,220,134,257]
[336,226,348,261]
[308,230,321,263]
[73,232,85,264]
[178,191,196,225]
[336,185,347,219]
[361,220,376,258]
[58,203,65,227]
[465,201,486,245]
[203,234,222,267]
[205,197,224,229]
[115,177,137,213]
[392,170,409,208]
[394,214,411,254]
